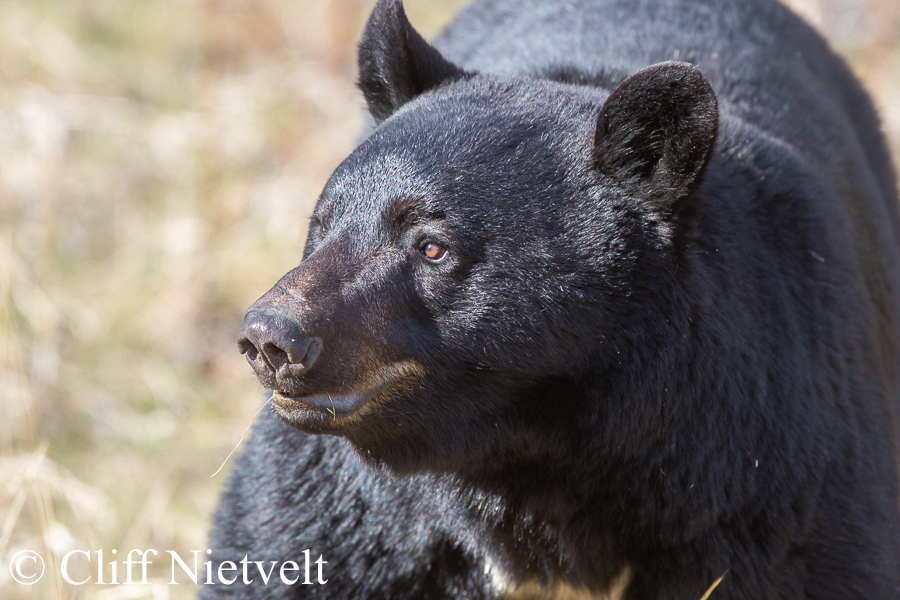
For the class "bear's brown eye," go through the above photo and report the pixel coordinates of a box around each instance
[422,242,447,261]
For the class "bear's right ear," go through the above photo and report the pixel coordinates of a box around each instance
[358,0,466,123]
[594,62,718,208]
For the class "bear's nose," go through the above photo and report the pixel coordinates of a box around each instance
[237,309,322,383]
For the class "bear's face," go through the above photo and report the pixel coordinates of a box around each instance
[243,84,610,461]
[236,0,717,470]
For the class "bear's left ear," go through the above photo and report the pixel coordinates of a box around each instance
[358,0,466,123]
[594,62,718,207]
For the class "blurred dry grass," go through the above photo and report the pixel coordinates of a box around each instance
[0,1,897,598]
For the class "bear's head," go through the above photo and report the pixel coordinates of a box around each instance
[237,0,718,474]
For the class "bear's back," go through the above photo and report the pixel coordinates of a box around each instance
[436,0,898,207]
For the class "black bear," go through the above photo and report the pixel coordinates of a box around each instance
[203,0,900,598]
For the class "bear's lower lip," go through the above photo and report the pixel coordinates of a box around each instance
[269,361,425,431]
[272,389,369,414]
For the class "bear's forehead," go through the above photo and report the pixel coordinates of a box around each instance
[373,77,600,149]
[324,152,432,210]
[321,153,480,239]
[317,80,601,229]
[334,91,590,182]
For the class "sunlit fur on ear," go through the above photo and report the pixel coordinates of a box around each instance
[357,0,467,123]
[594,61,718,206]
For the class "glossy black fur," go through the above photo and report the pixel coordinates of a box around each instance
[204,0,900,598]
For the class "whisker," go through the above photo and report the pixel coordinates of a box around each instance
[210,396,272,478]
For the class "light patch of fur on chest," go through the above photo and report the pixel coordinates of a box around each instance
[484,557,631,600]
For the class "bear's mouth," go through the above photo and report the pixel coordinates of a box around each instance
[269,360,425,432]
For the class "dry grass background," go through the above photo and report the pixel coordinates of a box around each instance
[0,1,897,598]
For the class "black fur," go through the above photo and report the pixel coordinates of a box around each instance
[205,0,900,598]
[357,0,467,123]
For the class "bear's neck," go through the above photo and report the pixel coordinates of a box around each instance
[447,460,631,594]
[440,371,711,593]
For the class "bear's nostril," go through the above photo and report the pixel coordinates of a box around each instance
[237,309,323,380]
[237,338,257,361]
[263,342,289,370]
